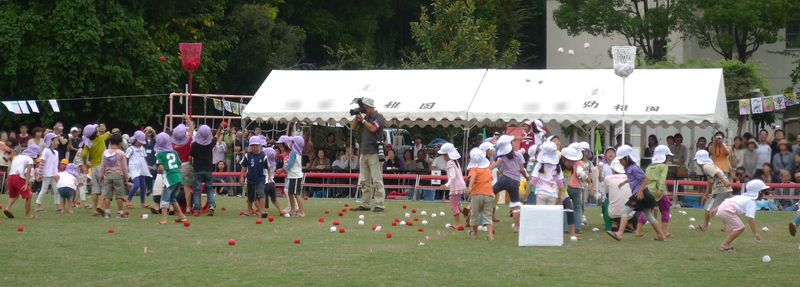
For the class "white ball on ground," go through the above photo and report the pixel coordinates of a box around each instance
[421,211,427,216]
[688,224,696,230]
[400,220,406,225]
[141,214,149,220]
[421,220,428,225]
[358,214,365,220]
[478,226,487,232]
[511,223,515,229]
[762,255,771,263]
[404,213,411,218]
[358,220,365,226]
[330,226,337,233]
[375,226,382,232]
[445,223,452,228]
[439,211,445,216]
[689,217,696,222]
[592,227,599,232]
[431,214,437,218]
[570,236,578,242]
[761,227,769,232]
[284,213,291,218]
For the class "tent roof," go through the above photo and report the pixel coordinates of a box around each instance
[242,68,728,129]
[242,69,486,127]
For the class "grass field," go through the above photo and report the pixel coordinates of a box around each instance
[1,196,798,286]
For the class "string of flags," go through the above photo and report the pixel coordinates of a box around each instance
[212,99,246,115]
[738,92,798,115]
[2,100,59,114]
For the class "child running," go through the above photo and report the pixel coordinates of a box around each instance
[99,134,129,219]
[263,146,285,215]
[56,163,80,214]
[240,136,270,218]
[491,135,529,233]
[714,179,767,252]
[3,145,40,219]
[636,145,673,237]
[277,135,305,217]
[81,124,110,215]
[466,148,495,240]
[35,133,61,212]
[154,132,188,224]
[607,145,667,241]
[696,149,733,231]
[438,143,466,228]
[126,130,151,209]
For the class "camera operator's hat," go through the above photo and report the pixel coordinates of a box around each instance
[361,97,375,108]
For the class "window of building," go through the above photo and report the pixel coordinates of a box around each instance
[788,20,800,49]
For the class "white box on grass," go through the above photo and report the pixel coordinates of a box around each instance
[518,205,564,247]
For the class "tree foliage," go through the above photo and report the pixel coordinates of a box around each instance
[404,0,520,69]
[553,0,687,62]
[681,0,795,62]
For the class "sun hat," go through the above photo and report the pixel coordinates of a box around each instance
[276,135,290,145]
[194,125,213,146]
[65,163,79,178]
[60,158,68,165]
[579,142,590,151]
[694,150,713,165]
[70,127,79,133]
[437,143,461,160]
[562,146,582,161]
[568,142,581,151]
[171,124,189,145]
[129,130,146,145]
[43,133,58,148]
[361,97,375,108]
[744,179,770,199]
[611,159,626,174]
[154,132,174,153]
[537,141,559,165]
[264,147,277,170]
[615,145,640,164]
[478,142,495,153]
[495,135,514,156]
[82,124,97,148]
[651,145,673,164]
[249,136,265,147]
[467,148,490,170]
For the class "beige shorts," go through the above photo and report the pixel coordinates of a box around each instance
[181,163,194,185]
[470,195,495,226]
[102,172,126,200]
[536,194,557,205]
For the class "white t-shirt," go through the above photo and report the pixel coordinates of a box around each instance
[9,155,34,179]
[603,174,631,218]
[431,156,447,171]
[125,145,151,179]
[754,143,772,168]
[56,172,77,190]
[152,174,165,196]
[724,195,757,219]
[531,163,563,198]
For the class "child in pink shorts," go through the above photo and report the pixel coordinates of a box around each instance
[714,179,767,252]
[439,143,466,229]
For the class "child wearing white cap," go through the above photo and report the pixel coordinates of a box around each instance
[438,143,467,228]
[491,135,529,232]
[549,145,580,239]
[714,179,767,252]
[695,150,733,231]
[607,145,667,241]
[636,145,674,237]
[466,148,495,240]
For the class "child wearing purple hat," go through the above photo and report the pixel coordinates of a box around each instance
[189,125,223,216]
[56,164,80,214]
[154,132,188,224]
[171,116,195,213]
[277,135,305,217]
[35,133,62,212]
[81,124,110,215]
[126,130,152,209]
[99,134,129,219]
[3,145,40,219]
[239,136,269,218]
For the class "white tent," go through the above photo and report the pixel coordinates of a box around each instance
[468,69,728,128]
[242,69,487,127]
[242,68,728,129]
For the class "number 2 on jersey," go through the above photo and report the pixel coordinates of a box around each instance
[166,153,179,170]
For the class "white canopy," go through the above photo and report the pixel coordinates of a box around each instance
[469,69,728,128]
[242,69,487,127]
[242,68,728,129]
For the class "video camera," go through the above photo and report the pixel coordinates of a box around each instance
[349,98,366,116]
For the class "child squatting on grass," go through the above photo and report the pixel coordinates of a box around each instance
[438,143,466,228]
[466,148,496,240]
[3,144,40,219]
[713,179,767,252]
[154,132,188,225]
[696,149,733,232]
[606,145,667,241]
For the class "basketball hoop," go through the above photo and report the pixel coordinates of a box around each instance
[611,46,636,144]
[179,43,203,119]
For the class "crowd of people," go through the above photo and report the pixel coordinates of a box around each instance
[0,116,798,249]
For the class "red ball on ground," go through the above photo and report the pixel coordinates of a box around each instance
[333,220,340,226]
[338,212,344,217]
[17,225,24,232]
[107,227,116,233]
[123,210,130,216]
[394,217,400,222]
[324,210,330,215]
[341,208,347,213]
[338,227,346,233]
[256,219,263,224]
[239,211,245,216]
[221,207,227,212]
[406,221,413,226]
[402,205,407,209]
[418,228,424,233]
[268,216,275,222]
[303,196,309,201]
[228,239,236,246]
[413,217,419,222]
[386,232,393,238]
[344,203,349,208]
[319,217,325,223]
[293,239,301,244]
[372,225,377,231]
[457,226,465,231]
[411,209,417,214]
[183,221,191,227]
[391,222,397,226]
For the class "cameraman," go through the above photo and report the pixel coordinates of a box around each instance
[352,97,387,212]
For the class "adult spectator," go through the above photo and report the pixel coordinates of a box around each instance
[793,134,800,156]
[332,147,358,170]
[755,129,773,170]
[213,161,233,196]
[322,132,339,163]
[143,126,157,192]
[770,129,785,158]
[415,150,431,170]
[17,125,31,149]
[670,133,688,168]
[303,147,317,169]
[212,130,227,171]
[412,136,426,160]
[403,150,417,170]
[28,127,44,154]
[729,136,745,171]
[742,139,758,177]
[775,170,797,211]
[53,122,69,161]
[430,150,448,171]
[67,127,82,163]
[309,149,331,170]
[642,134,658,169]
[351,97,386,212]
[383,149,403,171]
[302,133,314,164]
[707,132,731,176]
[772,140,795,179]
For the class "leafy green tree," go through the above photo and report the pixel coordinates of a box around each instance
[553,0,687,62]
[681,0,795,62]
[404,0,520,69]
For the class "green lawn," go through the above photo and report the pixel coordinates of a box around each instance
[1,196,798,286]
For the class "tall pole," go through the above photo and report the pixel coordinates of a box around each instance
[621,77,626,145]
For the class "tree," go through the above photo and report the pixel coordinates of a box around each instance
[553,0,687,62]
[681,0,795,62]
[404,0,520,69]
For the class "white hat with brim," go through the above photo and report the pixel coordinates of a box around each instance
[562,147,582,161]
[568,142,581,151]
[579,142,590,151]
[744,179,769,199]
[467,148,490,170]
[479,142,495,153]
[652,145,672,164]
[615,145,640,164]
[694,150,713,165]
[361,97,375,108]
[611,159,626,174]
[536,142,559,165]
[437,143,461,160]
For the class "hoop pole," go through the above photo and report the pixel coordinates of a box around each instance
[188,72,193,120]
[621,77,626,145]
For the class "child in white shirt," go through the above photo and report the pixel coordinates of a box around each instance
[714,179,767,252]
[56,164,81,214]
